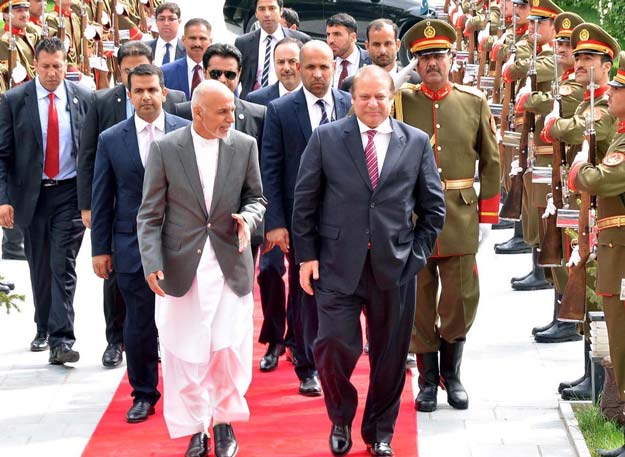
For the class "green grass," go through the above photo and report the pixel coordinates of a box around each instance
[575,403,625,457]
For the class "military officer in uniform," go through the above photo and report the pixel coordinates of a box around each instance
[568,51,625,457]
[394,19,500,412]
[0,0,39,88]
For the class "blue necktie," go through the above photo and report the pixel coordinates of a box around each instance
[162,42,172,65]
[316,99,329,125]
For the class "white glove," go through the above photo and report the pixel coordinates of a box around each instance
[566,244,581,267]
[502,53,515,76]
[542,196,556,219]
[509,158,523,176]
[479,223,491,245]
[516,77,532,101]
[451,60,461,74]
[496,129,503,145]
[391,57,418,90]
[572,139,590,165]
[478,23,491,44]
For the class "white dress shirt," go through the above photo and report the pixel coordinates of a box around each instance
[36,77,74,180]
[186,56,204,95]
[357,117,393,176]
[135,111,166,167]
[191,126,220,197]
[333,46,361,88]
[278,81,302,97]
[256,26,285,87]
[303,87,335,130]
[154,37,180,66]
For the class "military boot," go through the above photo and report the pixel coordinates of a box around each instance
[511,247,553,291]
[440,339,469,410]
[561,340,592,400]
[532,291,561,336]
[494,221,531,254]
[491,219,514,230]
[534,321,582,343]
[415,352,439,412]
[597,428,625,457]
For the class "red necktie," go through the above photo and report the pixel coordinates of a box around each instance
[45,93,59,179]
[365,130,379,190]
[338,60,349,89]
[191,64,202,96]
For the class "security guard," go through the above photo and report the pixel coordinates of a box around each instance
[568,52,625,457]
[0,0,39,89]
[394,19,500,412]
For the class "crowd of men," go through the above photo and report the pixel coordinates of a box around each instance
[1,0,625,456]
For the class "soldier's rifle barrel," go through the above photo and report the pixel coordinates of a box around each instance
[7,1,17,89]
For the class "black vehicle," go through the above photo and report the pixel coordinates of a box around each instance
[223,0,438,65]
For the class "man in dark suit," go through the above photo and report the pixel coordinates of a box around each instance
[91,64,189,423]
[340,19,420,93]
[234,0,310,99]
[161,18,212,100]
[146,2,186,66]
[77,40,186,368]
[261,40,351,396]
[292,65,445,457]
[326,13,371,90]
[0,37,95,363]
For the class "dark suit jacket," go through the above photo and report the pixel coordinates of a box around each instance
[340,69,420,93]
[91,113,190,274]
[261,87,351,233]
[245,82,280,106]
[0,80,94,227]
[162,57,199,100]
[147,38,186,65]
[292,116,446,294]
[77,83,186,210]
[235,27,311,99]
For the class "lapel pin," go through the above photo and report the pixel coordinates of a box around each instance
[117,97,122,103]
[238,113,244,120]
[72,97,78,104]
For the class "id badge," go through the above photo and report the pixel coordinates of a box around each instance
[620,278,625,301]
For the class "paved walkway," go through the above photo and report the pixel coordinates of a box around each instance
[0,228,582,456]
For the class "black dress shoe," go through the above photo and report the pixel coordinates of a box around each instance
[561,376,592,401]
[0,280,15,290]
[185,432,210,457]
[259,343,284,372]
[30,331,49,352]
[494,236,532,254]
[534,322,582,343]
[299,376,322,396]
[213,423,238,457]
[48,343,79,365]
[102,342,123,368]
[367,442,394,456]
[126,400,155,423]
[598,445,625,457]
[329,424,352,456]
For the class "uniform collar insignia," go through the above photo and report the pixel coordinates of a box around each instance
[560,68,574,82]
[29,17,42,26]
[618,120,625,134]
[584,84,609,102]
[516,24,529,36]
[421,82,452,101]
[54,5,73,18]
[4,24,26,36]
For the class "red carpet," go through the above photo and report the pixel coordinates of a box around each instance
[83,292,418,456]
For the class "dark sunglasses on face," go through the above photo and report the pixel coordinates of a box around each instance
[208,69,238,81]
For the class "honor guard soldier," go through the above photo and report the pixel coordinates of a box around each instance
[394,19,500,413]
[568,53,625,456]
[542,22,620,400]
[47,0,83,70]
[28,0,56,37]
[0,0,39,90]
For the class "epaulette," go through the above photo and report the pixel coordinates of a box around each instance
[399,82,421,93]
[454,83,485,99]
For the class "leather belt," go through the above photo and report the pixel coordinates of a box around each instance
[441,178,474,191]
[597,215,625,232]
[41,177,75,187]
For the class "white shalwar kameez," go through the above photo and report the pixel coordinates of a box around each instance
[155,128,254,439]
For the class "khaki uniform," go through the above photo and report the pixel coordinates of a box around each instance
[0,27,38,90]
[394,82,501,353]
[46,8,83,69]
[571,126,625,399]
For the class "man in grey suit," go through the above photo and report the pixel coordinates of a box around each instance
[137,80,265,457]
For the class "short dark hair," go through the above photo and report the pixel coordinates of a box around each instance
[117,40,152,66]
[326,13,357,34]
[35,37,66,60]
[366,18,398,41]
[602,54,613,65]
[154,2,181,19]
[281,7,299,28]
[273,36,303,57]
[127,64,164,92]
[184,18,212,34]
[255,0,283,9]
[202,43,242,71]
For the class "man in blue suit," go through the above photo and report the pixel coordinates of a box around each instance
[161,18,212,100]
[293,65,445,457]
[91,64,189,424]
[261,40,351,396]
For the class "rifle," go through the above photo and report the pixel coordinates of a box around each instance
[7,1,17,88]
[95,0,104,23]
[80,0,91,76]
[139,0,148,33]
[538,42,565,266]
[56,0,66,44]
[467,1,478,65]
[558,67,598,322]
[41,9,49,38]
[110,0,120,83]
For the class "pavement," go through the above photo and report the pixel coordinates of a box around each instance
[0,227,583,457]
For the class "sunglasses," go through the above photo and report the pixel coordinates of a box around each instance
[208,69,238,81]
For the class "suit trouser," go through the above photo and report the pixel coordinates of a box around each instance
[287,244,318,381]
[22,179,85,348]
[258,244,291,345]
[314,255,415,444]
[103,273,125,345]
[116,270,160,405]
[411,255,479,354]
[603,295,625,401]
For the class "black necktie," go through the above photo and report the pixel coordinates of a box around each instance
[162,42,172,65]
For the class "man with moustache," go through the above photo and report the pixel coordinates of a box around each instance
[326,13,370,89]
[261,40,351,396]
[90,64,189,423]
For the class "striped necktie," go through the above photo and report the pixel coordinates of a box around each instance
[261,35,273,87]
[365,130,379,190]
[316,99,329,125]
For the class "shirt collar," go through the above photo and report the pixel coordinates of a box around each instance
[421,82,453,101]
[157,36,177,49]
[35,77,67,102]
[187,55,202,73]
[303,86,334,109]
[191,124,221,149]
[390,64,399,74]
[4,24,25,36]
[357,117,393,135]
[338,46,360,67]
[260,25,285,44]
[279,81,302,97]
[135,110,165,134]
